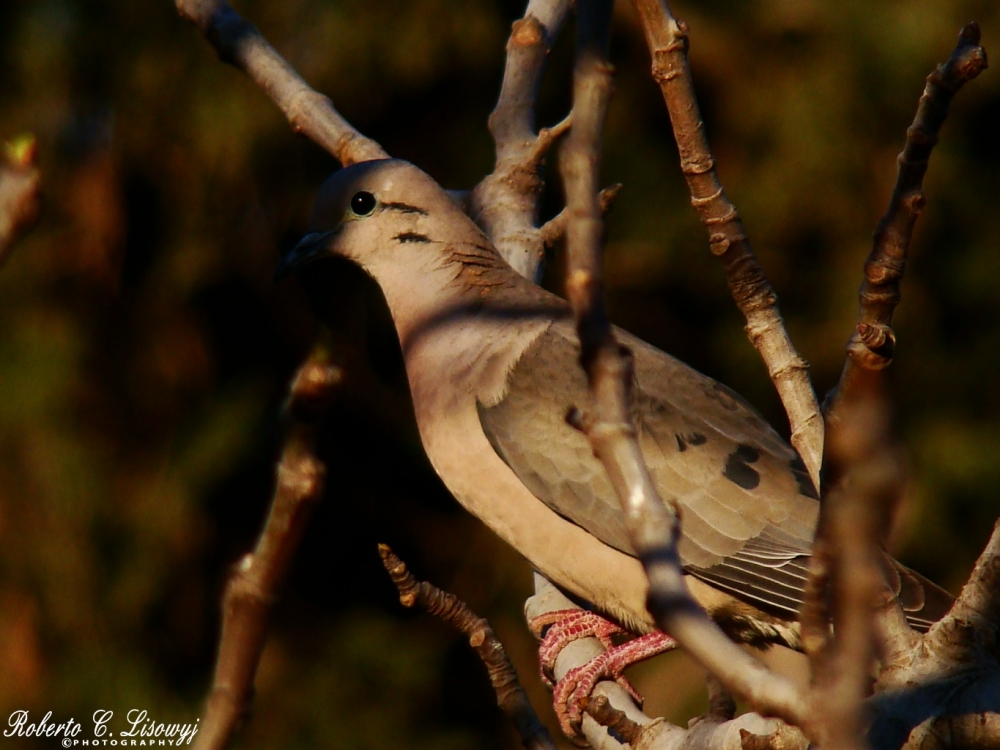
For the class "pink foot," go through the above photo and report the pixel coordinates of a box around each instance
[529,609,678,740]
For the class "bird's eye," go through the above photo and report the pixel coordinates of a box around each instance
[350,191,377,216]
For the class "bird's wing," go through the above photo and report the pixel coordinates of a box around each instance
[477,319,821,621]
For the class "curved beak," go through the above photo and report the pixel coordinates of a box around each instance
[274,229,338,281]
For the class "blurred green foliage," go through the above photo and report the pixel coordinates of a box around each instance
[0,0,997,748]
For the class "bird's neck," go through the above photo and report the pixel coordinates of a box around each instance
[372,243,568,412]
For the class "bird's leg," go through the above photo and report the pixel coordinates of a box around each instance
[529,609,678,739]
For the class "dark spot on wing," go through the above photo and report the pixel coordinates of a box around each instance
[789,457,819,499]
[382,201,429,215]
[675,432,708,452]
[394,232,431,243]
[708,382,740,411]
[723,443,761,490]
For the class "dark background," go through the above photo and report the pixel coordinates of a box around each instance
[0,0,998,747]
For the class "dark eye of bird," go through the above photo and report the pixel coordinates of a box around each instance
[350,191,377,216]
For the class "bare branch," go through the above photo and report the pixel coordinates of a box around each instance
[470,0,571,279]
[560,0,811,736]
[379,547,557,750]
[194,336,343,750]
[740,724,810,750]
[825,23,987,416]
[175,0,388,166]
[925,520,1000,669]
[807,369,902,750]
[540,183,622,249]
[583,695,644,746]
[629,0,822,488]
[0,134,41,265]
[904,713,1000,750]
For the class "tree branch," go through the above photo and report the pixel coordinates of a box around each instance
[175,0,388,166]
[539,182,622,249]
[825,23,987,416]
[806,369,902,750]
[560,0,811,737]
[193,335,343,750]
[470,0,572,279]
[0,134,41,266]
[629,0,822,488]
[924,520,1000,669]
[379,547,557,750]
[903,713,1000,750]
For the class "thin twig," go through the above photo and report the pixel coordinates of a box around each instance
[469,0,572,279]
[825,23,987,417]
[0,134,41,266]
[175,0,388,166]
[582,695,644,746]
[560,0,811,738]
[540,183,622,249]
[193,335,343,750]
[379,546,557,750]
[629,0,822,488]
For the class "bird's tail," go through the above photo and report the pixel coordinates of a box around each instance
[882,554,954,632]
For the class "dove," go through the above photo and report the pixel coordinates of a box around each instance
[276,158,951,735]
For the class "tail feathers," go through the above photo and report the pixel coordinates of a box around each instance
[882,555,954,632]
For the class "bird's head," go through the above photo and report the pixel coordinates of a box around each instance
[275,159,477,281]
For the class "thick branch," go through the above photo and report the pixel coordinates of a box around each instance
[380,547,557,750]
[470,0,571,279]
[826,23,987,415]
[924,520,1000,669]
[904,713,1000,750]
[806,370,902,750]
[560,0,811,737]
[629,0,822,488]
[176,0,388,166]
[194,337,343,750]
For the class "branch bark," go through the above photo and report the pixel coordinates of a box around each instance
[175,0,388,166]
[470,0,572,279]
[560,0,812,738]
[804,369,902,750]
[629,0,823,488]
[380,547,557,750]
[193,335,343,750]
[825,23,987,416]
[0,134,41,265]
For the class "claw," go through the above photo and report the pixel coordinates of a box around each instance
[528,609,678,742]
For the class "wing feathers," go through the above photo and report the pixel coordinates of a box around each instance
[476,319,951,635]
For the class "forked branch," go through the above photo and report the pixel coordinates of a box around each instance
[470,0,572,278]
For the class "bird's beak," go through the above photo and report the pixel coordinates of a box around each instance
[274,229,338,281]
